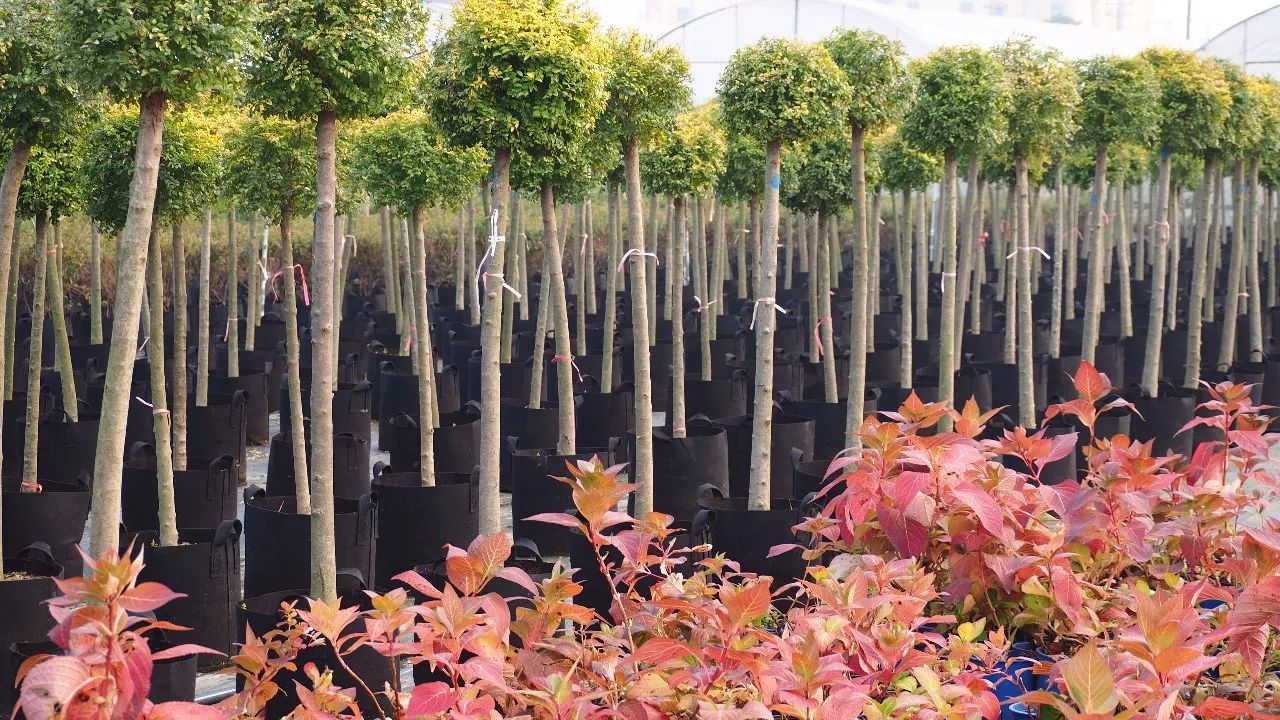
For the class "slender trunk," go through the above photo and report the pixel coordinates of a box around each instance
[516,215,530,322]
[89,94,167,559]
[467,198,479,326]
[1065,186,1078,321]
[143,226,179,546]
[748,140,783,510]
[937,152,959,432]
[670,196,688,439]
[901,192,917,381]
[845,126,869,446]
[1116,181,1134,339]
[601,184,620,393]
[1268,190,1278,309]
[586,199,597,316]
[331,227,346,380]
[711,195,727,322]
[972,186,987,334]
[1140,151,1173,395]
[625,138,655,515]
[662,199,673,323]
[1135,180,1147,281]
[309,109,339,601]
[501,199,519,362]
[380,207,398,321]
[1015,158,1035,428]
[1218,162,1248,371]
[783,205,794,290]
[869,193,881,315]
[1247,159,1265,362]
[276,210,311,511]
[1050,165,1065,358]
[914,189,929,342]
[454,207,466,313]
[647,196,658,339]
[4,223,19,400]
[797,212,809,274]
[1183,155,1216,387]
[169,223,187,469]
[1004,189,1018,367]
[1206,166,1225,322]
[574,203,588,356]
[226,207,239,378]
[698,198,713,381]
[807,214,820,366]
[47,221,77,421]
[22,213,50,495]
[196,210,211,406]
[1081,145,1110,364]
[818,212,837,403]
[409,207,438,487]
[89,223,103,344]
[528,243,550,409]
[1166,189,1183,333]
[751,197,763,296]
[736,205,749,300]
[540,184,577,455]
[246,215,259,351]
[956,155,980,346]
[477,149,512,534]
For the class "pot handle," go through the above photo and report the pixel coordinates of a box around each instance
[243,484,266,504]
[350,381,373,413]
[789,446,806,469]
[208,454,237,503]
[13,541,56,565]
[696,483,724,501]
[128,441,157,467]
[379,359,398,373]
[512,538,543,562]
[212,519,243,549]
[691,508,715,546]
[336,568,368,595]
[372,460,391,479]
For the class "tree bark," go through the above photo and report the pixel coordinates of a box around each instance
[625,138,655,515]
[936,152,959,432]
[1050,165,1065,358]
[196,210,212,406]
[144,226,179,546]
[22,213,50,495]
[574,203,588,356]
[501,199,520,363]
[48,221,78,422]
[528,237,550,410]
[696,198,712,381]
[670,196,688,438]
[1115,182,1134,339]
[1183,155,1216,387]
[1004,189,1019,367]
[586,200,597,316]
[1217,162,1248,371]
[1015,158,1036,428]
[1140,151,1173,395]
[736,204,749,300]
[601,184,620,393]
[454,207,466,314]
[245,215,259,352]
[90,93,168,559]
[748,140,783,510]
[169,223,187,470]
[845,126,869,446]
[467,198,479,326]
[381,206,399,321]
[309,109,340,601]
[647,196,658,341]
[540,185,576,455]
[956,155,980,348]
[1165,189,1182,333]
[226,208,239,378]
[409,206,438,487]
[277,210,310,510]
[4,223,19,400]
[818,212,837,403]
[1206,167,1225,322]
[477,149,511,535]
[901,192,917,381]
[1081,145,1110,365]
[915,190,929,342]
[1247,159,1265,363]
[90,223,103,344]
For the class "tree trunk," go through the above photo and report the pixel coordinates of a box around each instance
[1064,186,1078,321]
[409,206,438,487]
[245,215,259,352]
[1004,189,1019,367]
[528,243,551,410]
[696,198,712,381]
[1050,165,1065,358]
[1165,189,1182,333]
[540,184,576,455]
[1015,158,1036,428]
[4,224,19,400]
[751,197,762,296]
[797,212,809,274]
[783,206,794,291]
[915,190,929,342]
[1115,182,1134,339]
[901,192,916,382]
[807,214,820,365]
[818,212,837,403]
[501,199,520,363]
[736,205,749,300]
[1140,151,1173,395]
[47,221,78,422]
[143,226,179,546]
[169,223,187,469]
[467,198,480,326]
[601,184,620,394]
[574,204,588,356]
[226,208,239,378]
[477,149,511,535]
[1080,145,1110,365]
[670,196,688,438]
[196,210,212,406]
[380,207,398,321]
[1206,166,1225,322]
[936,151,959,433]
[647,196,658,341]
[22,213,50,495]
[1182,155,1216,387]
[309,108,340,602]
[0,140,30,568]
[277,210,311,511]
[747,140,783,510]
[454,207,466,314]
[956,155,980,348]
[1247,159,1265,362]
[89,93,168,559]
[1217,162,1248,371]
[845,126,869,446]
[625,137,655,515]
[586,200,597,316]
[89,222,103,344]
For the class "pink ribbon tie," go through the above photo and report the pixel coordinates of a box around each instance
[552,354,584,382]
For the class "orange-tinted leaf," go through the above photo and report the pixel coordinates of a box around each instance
[1061,643,1118,715]
[721,579,772,627]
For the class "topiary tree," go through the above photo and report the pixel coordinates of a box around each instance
[879,134,940,387]
[900,46,1008,430]
[824,28,912,446]
[57,0,253,559]
[719,37,850,510]
[81,109,220,547]
[431,0,610,533]
[1136,48,1230,397]
[224,117,319,510]
[717,132,765,301]
[596,29,691,516]
[995,39,1079,428]
[0,0,79,569]
[246,0,427,600]
[641,107,726,438]
[782,134,852,403]
[353,109,489,481]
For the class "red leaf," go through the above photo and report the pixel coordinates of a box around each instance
[1073,360,1110,403]
[1050,564,1088,632]
[890,471,930,508]
[767,543,801,558]
[18,656,96,720]
[952,482,1006,540]
[1195,696,1280,719]
[145,702,228,720]
[118,582,186,613]
[407,681,458,717]
[721,579,772,627]
[878,502,928,558]
[633,637,696,665]
[149,643,224,661]
[1227,576,1280,676]
[494,566,540,596]
[1041,432,1078,466]
[525,512,584,530]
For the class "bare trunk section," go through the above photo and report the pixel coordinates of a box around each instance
[1217,162,1248,371]
[1140,151,1174,395]
[747,140,783,510]
[736,206,749,300]
[48,221,77,421]
[89,94,167,559]
[277,211,311,511]
[901,192,918,381]
[501,200,520,363]
[817,212,837,403]
[226,208,239,378]
[309,109,340,602]
[4,224,19,401]
[670,197,688,438]
[467,198,479,326]
[22,213,50,495]
[196,210,212,406]
[477,150,512,535]
[602,184,620,393]
[647,197,659,342]
[1115,182,1134,339]
[1015,158,1036,428]
[528,244,551,409]
[380,207,399,321]
[540,185,576,455]
[956,155,980,349]
[1247,160,1265,362]
[409,206,438,487]
[845,126,869,446]
[1182,155,1216,387]
[144,226,178,546]
[625,138,655,515]
[915,190,929,342]
[1081,145,1110,365]
[574,204,588,356]
[454,207,466,314]
[1064,187,1078,321]
[1165,190,1182,333]
[245,215,260,352]
[937,152,959,433]
[170,224,187,470]
[1004,190,1018,367]
[90,223,103,344]
[1050,165,1065,358]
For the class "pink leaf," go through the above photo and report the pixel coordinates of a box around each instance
[525,512,584,530]
[18,656,95,720]
[119,582,186,613]
[877,502,928,558]
[494,566,540,596]
[145,702,228,720]
[890,471,930,508]
[767,543,801,558]
[407,681,459,717]
[150,643,225,661]
[460,656,506,687]
[633,637,696,665]
[1040,432,1078,467]
[952,482,1006,539]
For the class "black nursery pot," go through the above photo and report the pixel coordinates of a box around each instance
[186,390,248,483]
[625,421,729,523]
[679,369,749,421]
[511,446,614,556]
[208,371,270,446]
[1129,384,1196,458]
[0,545,63,715]
[122,522,243,666]
[266,425,371,500]
[280,379,373,444]
[574,383,635,449]
[122,450,238,532]
[146,639,199,703]
[386,409,481,475]
[371,469,479,590]
[779,399,849,462]
[716,412,815,499]
[1,478,91,576]
[7,408,100,489]
[791,456,836,501]
[242,489,377,598]
[693,496,810,590]
[239,577,395,719]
